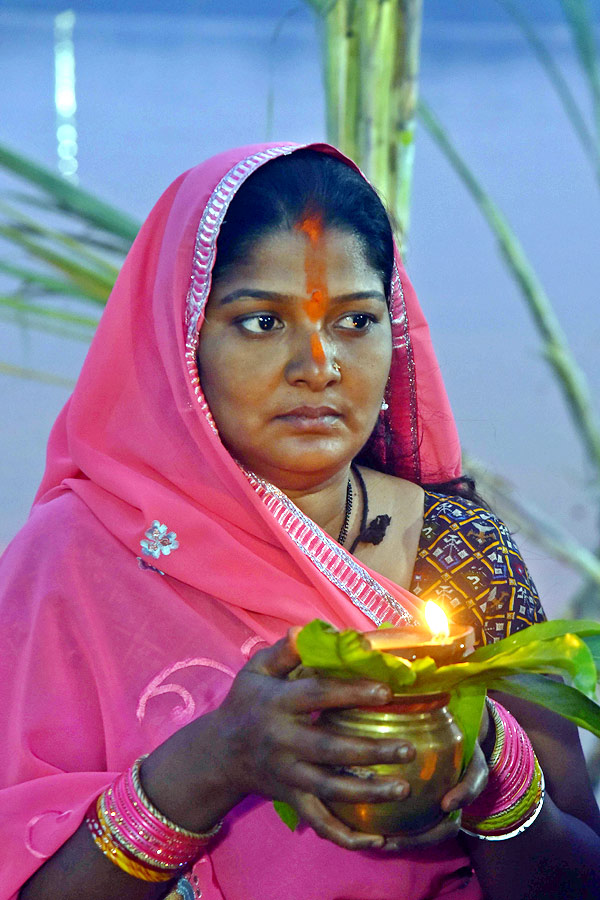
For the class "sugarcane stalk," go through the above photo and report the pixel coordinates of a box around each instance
[310,0,424,246]
[323,0,361,164]
[387,0,422,238]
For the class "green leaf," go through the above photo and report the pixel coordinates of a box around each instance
[295,620,600,705]
[0,141,140,242]
[0,361,76,389]
[0,225,113,303]
[418,98,600,475]
[583,635,600,675]
[295,619,428,692]
[448,683,486,767]
[0,259,97,299]
[559,0,600,139]
[423,634,597,698]
[0,198,121,280]
[273,800,299,831]
[496,0,599,180]
[468,619,600,661]
[488,673,600,737]
[0,294,99,330]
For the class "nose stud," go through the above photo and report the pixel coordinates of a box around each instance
[332,361,341,373]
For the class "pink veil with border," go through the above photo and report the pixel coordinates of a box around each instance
[0,143,481,899]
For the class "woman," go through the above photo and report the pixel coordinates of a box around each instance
[1,143,599,900]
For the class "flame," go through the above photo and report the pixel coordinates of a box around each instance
[424,601,450,639]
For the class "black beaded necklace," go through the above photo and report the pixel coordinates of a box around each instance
[337,477,353,545]
[337,463,391,550]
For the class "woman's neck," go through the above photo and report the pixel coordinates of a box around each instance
[281,466,353,541]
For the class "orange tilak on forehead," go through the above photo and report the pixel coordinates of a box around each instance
[296,214,329,320]
[296,214,329,363]
[310,332,326,364]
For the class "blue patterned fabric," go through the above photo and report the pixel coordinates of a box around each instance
[410,491,546,647]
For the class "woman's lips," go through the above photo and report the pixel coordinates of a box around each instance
[275,406,342,432]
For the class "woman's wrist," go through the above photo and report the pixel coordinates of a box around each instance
[140,710,246,834]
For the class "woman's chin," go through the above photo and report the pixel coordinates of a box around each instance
[242,445,358,488]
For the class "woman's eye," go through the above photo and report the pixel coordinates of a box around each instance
[238,315,282,334]
[337,313,375,331]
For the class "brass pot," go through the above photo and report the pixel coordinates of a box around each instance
[320,693,463,836]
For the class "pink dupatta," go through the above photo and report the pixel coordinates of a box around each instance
[0,143,480,899]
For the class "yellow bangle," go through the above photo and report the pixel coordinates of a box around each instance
[89,829,174,882]
[86,799,175,883]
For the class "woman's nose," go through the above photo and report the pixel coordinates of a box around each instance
[284,330,341,389]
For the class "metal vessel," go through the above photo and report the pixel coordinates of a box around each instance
[321,692,463,835]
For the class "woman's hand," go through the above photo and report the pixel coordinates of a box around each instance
[203,630,419,850]
[143,632,491,853]
[380,741,489,851]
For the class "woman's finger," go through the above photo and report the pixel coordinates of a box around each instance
[281,674,392,712]
[441,744,489,813]
[291,791,386,852]
[290,723,414,767]
[382,810,462,852]
[245,629,301,678]
[286,760,410,804]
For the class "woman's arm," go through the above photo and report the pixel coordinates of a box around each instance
[19,635,418,899]
[409,496,600,896]
[19,821,174,900]
[18,706,243,900]
[461,692,600,900]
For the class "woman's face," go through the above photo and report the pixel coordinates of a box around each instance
[197,223,392,490]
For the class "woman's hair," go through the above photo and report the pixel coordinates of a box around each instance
[421,475,490,509]
[210,148,485,508]
[211,148,395,299]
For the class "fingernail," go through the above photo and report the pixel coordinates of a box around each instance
[392,783,408,797]
[397,744,414,761]
[373,686,390,702]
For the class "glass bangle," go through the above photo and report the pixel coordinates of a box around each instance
[461,769,545,841]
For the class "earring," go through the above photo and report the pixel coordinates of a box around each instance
[381,399,389,411]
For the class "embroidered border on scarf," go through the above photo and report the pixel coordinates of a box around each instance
[245,470,416,627]
[183,146,417,628]
[389,262,420,480]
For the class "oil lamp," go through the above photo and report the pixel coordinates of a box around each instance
[363,600,475,664]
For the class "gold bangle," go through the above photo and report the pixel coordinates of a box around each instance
[133,755,223,842]
[484,696,506,768]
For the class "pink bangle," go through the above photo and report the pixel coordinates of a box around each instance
[89,756,222,878]
[461,698,544,840]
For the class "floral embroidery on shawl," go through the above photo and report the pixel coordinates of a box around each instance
[140,520,180,558]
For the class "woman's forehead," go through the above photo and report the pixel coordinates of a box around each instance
[217,227,378,282]
[208,227,384,305]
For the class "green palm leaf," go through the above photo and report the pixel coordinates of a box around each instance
[0,142,139,242]
[0,225,114,303]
